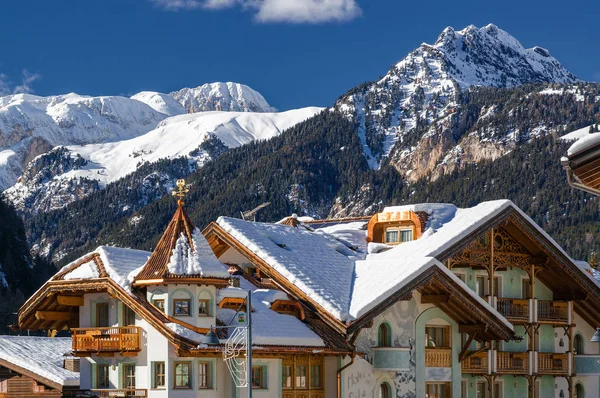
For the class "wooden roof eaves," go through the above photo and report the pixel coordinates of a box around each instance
[18,278,199,353]
[302,216,372,225]
[0,357,66,391]
[437,205,600,325]
[345,266,515,341]
[203,222,350,336]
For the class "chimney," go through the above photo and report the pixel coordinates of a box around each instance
[63,352,80,373]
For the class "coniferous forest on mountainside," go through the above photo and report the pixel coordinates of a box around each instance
[20,83,600,271]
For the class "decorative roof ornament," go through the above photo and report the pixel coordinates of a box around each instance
[172,179,190,206]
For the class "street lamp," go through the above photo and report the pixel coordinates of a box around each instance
[201,290,253,398]
[591,327,600,343]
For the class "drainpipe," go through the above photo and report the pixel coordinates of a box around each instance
[337,352,356,398]
[563,159,600,196]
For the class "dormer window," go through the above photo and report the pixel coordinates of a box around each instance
[173,299,191,316]
[384,227,413,244]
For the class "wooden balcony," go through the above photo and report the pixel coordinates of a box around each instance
[537,301,568,324]
[282,392,324,398]
[497,351,529,374]
[497,298,529,322]
[462,351,488,374]
[538,353,569,375]
[425,348,452,368]
[72,327,141,356]
[63,389,147,398]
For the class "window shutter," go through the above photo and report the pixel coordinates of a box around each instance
[262,365,268,389]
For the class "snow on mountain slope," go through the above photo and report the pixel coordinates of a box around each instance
[0,93,169,190]
[130,91,186,116]
[171,82,277,113]
[6,107,323,213]
[335,24,579,172]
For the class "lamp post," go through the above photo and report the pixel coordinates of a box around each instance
[591,327,600,343]
[202,290,252,398]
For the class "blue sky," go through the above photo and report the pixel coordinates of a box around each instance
[1,0,598,110]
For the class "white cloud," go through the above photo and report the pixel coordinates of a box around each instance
[13,70,40,94]
[256,0,361,23]
[150,0,362,23]
[0,69,41,96]
[0,73,10,96]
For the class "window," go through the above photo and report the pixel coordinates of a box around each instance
[522,279,531,299]
[575,383,584,398]
[310,364,322,388]
[174,362,191,389]
[461,380,468,398]
[378,323,391,347]
[198,299,210,316]
[295,365,307,389]
[425,326,450,348]
[494,382,502,398]
[476,381,485,398]
[251,366,265,389]
[153,299,165,312]
[574,334,584,355]
[282,365,292,389]
[385,230,399,243]
[96,302,109,327]
[96,364,110,389]
[400,229,413,242]
[173,299,191,316]
[494,276,501,298]
[426,382,450,398]
[122,364,136,389]
[379,382,391,398]
[456,273,466,283]
[152,362,165,389]
[198,362,211,389]
[476,276,486,298]
[122,304,136,326]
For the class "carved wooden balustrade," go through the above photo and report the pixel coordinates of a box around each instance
[496,298,529,322]
[538,353,569,374]
[425,348,452,367]
[537,301,568,324]
[72,326,141,355]
[282,392,325,398]
[64,389,147,398]
[497,352,529,374]
[462,351,488,374]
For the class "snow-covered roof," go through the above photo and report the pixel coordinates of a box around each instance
[217,216,357,321]
[217,278,325,346]
[58,246,150,293]
[217,199,587,328]
[167,228,229,278]
[565,127,600,156]
[0,336,79,386]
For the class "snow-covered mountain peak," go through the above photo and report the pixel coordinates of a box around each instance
[336,24,579,170]
[170,82,277,113]
[131,91,186,116]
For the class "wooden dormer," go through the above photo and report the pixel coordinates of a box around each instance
[367,209,428,244]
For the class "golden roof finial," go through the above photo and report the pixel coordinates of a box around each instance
[172,179,189,206]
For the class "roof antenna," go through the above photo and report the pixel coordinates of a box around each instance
[241,202,271,221]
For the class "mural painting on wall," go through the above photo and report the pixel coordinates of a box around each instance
[346,357,376,397]
[354,299,419,398]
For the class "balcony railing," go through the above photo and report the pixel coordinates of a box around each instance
[537,301,568,324]
[497,298,529,321]
[538,353,569,374]
[63,389,147,398]
[462,351,488,374]
[72,327,141,354]
[497,351,529,374]
[425,348,452,368]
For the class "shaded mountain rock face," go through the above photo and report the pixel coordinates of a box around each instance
[0,196,54,332]
[335,24,579,176]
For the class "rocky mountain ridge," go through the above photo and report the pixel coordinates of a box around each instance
[335,24,580,178]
